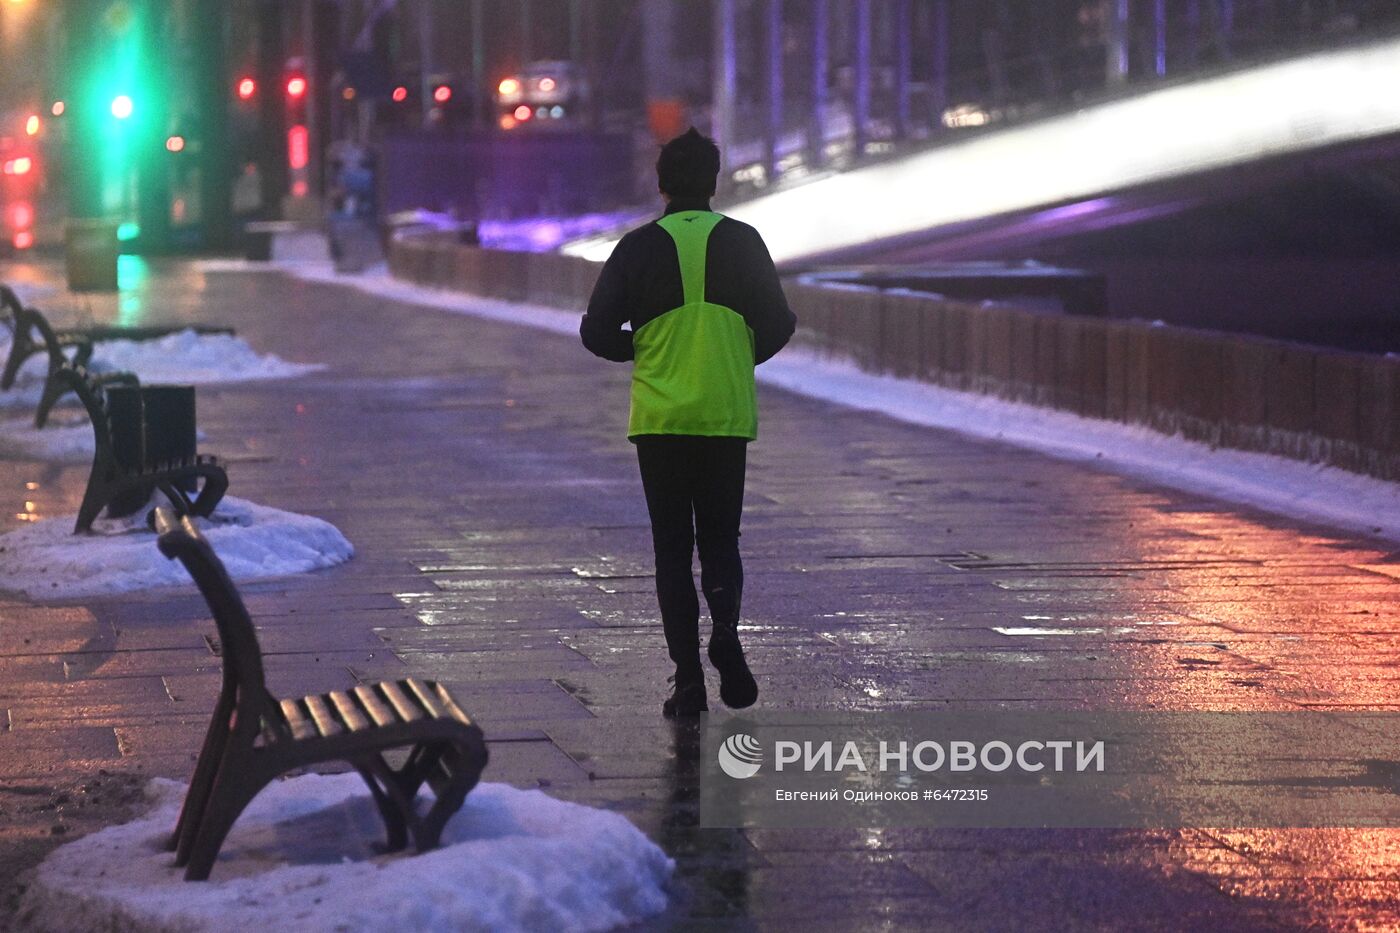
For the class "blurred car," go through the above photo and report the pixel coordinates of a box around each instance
[495,61,589,131]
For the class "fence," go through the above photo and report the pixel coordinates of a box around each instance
[389,236,1400,482]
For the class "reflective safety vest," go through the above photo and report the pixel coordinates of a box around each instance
[628,210,758,440]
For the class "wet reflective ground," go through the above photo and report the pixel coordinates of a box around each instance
[1,260,1398,929]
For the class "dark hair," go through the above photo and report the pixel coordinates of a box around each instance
[656,127,720,199]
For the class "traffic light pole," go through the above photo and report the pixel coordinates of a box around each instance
[193,0,232,248]
[135,0,171,252]
[256,0,287,216]
[59,0,110,221]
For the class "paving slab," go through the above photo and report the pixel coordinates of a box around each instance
[0,259,1396,929]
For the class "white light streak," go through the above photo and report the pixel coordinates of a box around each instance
[563,37,1400,264]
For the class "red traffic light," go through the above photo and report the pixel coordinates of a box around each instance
[392,85,408,103]
[237,77,257,100]
[286,75,307,99]
[433,84,452,104]
[287,125,309,170]
[165,136,186,153]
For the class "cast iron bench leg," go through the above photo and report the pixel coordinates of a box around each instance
[1,339,31,390]
[168,693,236,854]
[414,745,476,852]
[356,758,411,853]
[182,769,271,881]
[188,467,229,518]
[73,477,114,535]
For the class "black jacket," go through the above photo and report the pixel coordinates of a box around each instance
[580,198,797,364]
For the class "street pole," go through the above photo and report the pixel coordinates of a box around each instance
[930,0,948,130]
[302,0,320,197]
[256,0,285,216]
[569,0,583,63]
[808,0,827,169]
[894,0,911,141]
[853,0,870,157]
[193,0,232,248]
[1106,0,1130,87]
[712,0,736,175]
[1186,0,1200,68]
[763,0,782,183]
[471,0,486,128]
[419,0,433,125]
[1155,0,1168,76]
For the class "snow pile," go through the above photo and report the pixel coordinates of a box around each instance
[84,329,324,383]
[0,328,322,408]
[758,348,1400,542]
[5,281,62,305]
[0,495,353,599]
[288,266,1400,543]
[192,258,291,274]
[20,773,673,933]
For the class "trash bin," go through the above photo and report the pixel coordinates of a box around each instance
[142,385,197,494]
[104,384,198,517]
[105,385,146,516]
[64,219,120,292]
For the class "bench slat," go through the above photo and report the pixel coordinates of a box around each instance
[380,681,425,723]
[304,694,344,738]
[352,684,398,727]
[405,678,446,719]
[328,690,371,733]
[432,682,476,727]
[279,699,317,741]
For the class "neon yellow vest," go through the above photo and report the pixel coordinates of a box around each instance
[628,211,758,440]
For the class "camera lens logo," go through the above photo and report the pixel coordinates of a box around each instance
[718,733,763,779]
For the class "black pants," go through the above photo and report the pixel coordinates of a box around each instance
[635,435,747,681]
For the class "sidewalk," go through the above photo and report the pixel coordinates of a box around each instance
[1,259,1398,929]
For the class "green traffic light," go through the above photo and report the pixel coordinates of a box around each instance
[110,95,133,119]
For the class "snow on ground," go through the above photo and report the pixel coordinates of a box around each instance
[0,411,94,463]
[20,773,673,933]
[289,265,1400,544]
[83,329,325,383]
[0,495,353,599]
[5,281,62,305]
[0,328,323,394]
[193,258,294,273]
[0,376,51,411]
[0,329,322,458]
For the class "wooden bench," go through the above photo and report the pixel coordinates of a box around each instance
[153,508,489,881]
[58,364,229,533]
[0,283,234,395]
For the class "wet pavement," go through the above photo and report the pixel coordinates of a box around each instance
[1,259,1399,930]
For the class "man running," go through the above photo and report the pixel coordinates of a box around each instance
[580,127,796,717]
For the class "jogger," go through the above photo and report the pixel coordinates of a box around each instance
[580,127,795,716]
